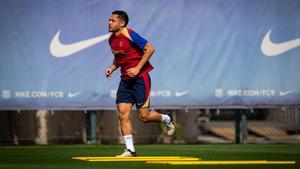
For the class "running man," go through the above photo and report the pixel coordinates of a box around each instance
[105,10,175,157]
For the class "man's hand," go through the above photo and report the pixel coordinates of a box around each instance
[105,67,115,79]
[126,67,140,78]
[127,43,154,79]
[105,59,118,79]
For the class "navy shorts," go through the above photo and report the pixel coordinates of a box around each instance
[116,73,151,108]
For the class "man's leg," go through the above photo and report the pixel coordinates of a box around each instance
[117,103,133,135]
[137,107,163,122]
[134,73,175,135]
[137,108,175,136]
[116,103,137,157]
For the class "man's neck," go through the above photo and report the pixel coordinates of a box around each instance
[114,27,124,36]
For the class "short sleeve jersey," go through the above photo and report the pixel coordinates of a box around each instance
[108,28,153,80]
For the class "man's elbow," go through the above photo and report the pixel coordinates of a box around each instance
[150,46,155,54]
[147,44,155,54]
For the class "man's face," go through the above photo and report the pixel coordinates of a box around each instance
[109,14,124,32]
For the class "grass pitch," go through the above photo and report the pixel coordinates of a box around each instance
[0,144,299,169]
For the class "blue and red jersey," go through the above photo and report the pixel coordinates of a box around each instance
[108,28,153,80]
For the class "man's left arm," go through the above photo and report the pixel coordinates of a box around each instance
[126,43,155,78]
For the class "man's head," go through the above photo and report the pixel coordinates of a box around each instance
[109,10,129,32]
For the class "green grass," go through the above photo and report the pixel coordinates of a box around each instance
[0,144,299,169]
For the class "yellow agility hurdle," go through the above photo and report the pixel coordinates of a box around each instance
[72,156,295,165]
[147,160,296,165]
[72,156,200,162]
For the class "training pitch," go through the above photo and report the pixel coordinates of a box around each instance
[0,144,299,169]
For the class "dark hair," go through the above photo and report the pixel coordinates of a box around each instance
[112,10,129,27]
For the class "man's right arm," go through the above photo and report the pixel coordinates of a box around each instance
[105,58,119,78]
[111,58,119,71]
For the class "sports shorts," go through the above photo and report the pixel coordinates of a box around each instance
[116,73,151,108]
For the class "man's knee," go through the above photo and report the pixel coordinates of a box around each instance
[137,108,149,123]
[117,103,132,121]
[138,114,149,123]
[118,109,131,122]
[118,110,130,121]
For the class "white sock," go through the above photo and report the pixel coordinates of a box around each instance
[161,114,171,124]
[123,135,135,152]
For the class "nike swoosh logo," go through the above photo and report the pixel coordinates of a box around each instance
[50,30,110,58]
[68,91,82,98]
[279,90,292,96]
[175,91,188,97]
[261,29,300,57]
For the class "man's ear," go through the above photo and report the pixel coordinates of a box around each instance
[121,20,126,27]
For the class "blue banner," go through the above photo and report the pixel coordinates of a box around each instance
[1,0,300,109]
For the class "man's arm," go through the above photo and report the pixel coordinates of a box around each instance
[126,43,155,78]
[111,58,119,70]
[105,58,119,78]
[137,43,155,70]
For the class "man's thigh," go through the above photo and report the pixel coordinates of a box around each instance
[133,74,151,108]
[116,79,135,105]
[117,103,132,117]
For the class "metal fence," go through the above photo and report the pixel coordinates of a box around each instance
[0,109,299,145]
